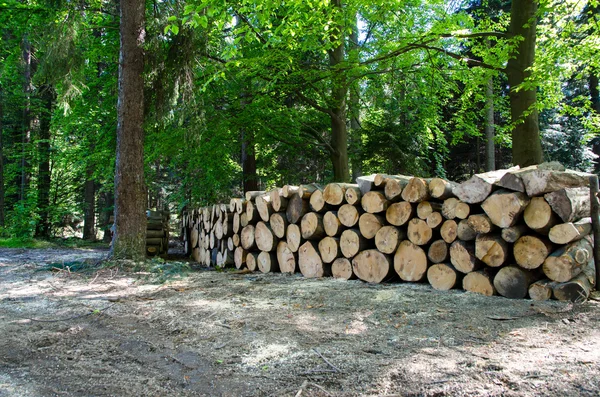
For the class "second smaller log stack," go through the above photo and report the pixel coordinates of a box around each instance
[147,210,170,257]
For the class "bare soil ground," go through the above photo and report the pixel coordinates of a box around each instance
[1,247,600,397]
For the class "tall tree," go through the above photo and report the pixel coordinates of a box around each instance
[111,0,147,259]
[35,84,54,238]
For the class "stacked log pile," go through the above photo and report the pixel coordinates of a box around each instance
[182,164,598,302]
[147,210,170,256]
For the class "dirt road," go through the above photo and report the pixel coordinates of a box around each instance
[1,247,599,396]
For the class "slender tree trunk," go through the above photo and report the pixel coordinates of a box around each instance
[485,76,495,171]
[101,190,115,243]
[20,37,33,203]
[590,72,600,173]
[111,0,147,260]
[506,0,543,167]
[329,0,349,182]
[349,14,362,181]
[0,86,4,227]
[82,171,96,240]
[35,85,55,238]
[241,128,258,192]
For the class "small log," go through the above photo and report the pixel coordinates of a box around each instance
[338,204,362,227]
[467,214,496,234]
[227,237,234,252]
[386,202,414,226]
[286,193,310,224]
[543,238,593,282]
[493,265,539,299]
[301,212,326,240]
[428,239,449,264]
[523,197,559,234]
[440,220,458,243]
[528,279,557,301]
[417,201,443,220]
[190,227,199,248]
[463,269,497,296]
[309,188,331,213]
[501,224,528,243]
[407,218,433,246]
[257,251,279,273]
[332,258,356,280]
[282,185,300,198]
[246,251,259,271]
[450,240,482,273]
[383,178,405,202]
[245,190,266,202]
[521,169,593,197]
[394,240,428,282]
[318,236,341,263]
[454,202,471,220]
[427,263,463,290]
[544,187,590,222]
[148,229,166,238]
[246,201,260,223]
[352,250,393,283]
[552,271,593,303]
[375,225,405,254]
[286,224,302,252]
[429,178,458,200]
[481,189,530,228]
[232,233,240,247]
[240,225,256,250]
[452,167,518,204]
[323,211,345,237]
[442,197,461,220]
[358,213,385,239]
[255,221,279,252]
[457,219,477,241]
[240,212,249,228]
[340,229,370,258]
[255,194,274,222]
[234,246,247,269]
[298,241,330,278]
[323,183,358,206]
[299,183,322,199]
[475,234,509,268]
[344,186,362,205]
[401,177,430,203]
[361,191,389,214]
[277,241,297,274]
[269,212,288,239]
[514,235,553,270]
[426,212,444,229]
[270,188,289,212]
[356,174,377,194]
[548,218,592,244]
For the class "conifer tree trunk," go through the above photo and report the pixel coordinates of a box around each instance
[101,191,115,243]
[349,14,362,180]
[82,171,96,240]
[241,128,258,193]
[485,76,495,171]
[0,86,4,227]
[507,0,543,167]
[20,37,33,203]
[35,85,55,238]
[111,0,147,260]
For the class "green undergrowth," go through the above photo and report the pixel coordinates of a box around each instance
[0,237,109,249]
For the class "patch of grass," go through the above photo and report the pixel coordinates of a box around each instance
[141,257,192,283]
[0,237,109,250]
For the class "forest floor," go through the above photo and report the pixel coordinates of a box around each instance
[1,247,600,396]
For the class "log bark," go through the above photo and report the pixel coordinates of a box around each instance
[361,191,389,213]
[528,279,557,301]
[344,186,362,205]
[245,190,266,202]
[301,212,326,240]
[375,225,405,254]
[548,218,592,245]
[493,265,538,299]
[523,196,558,234]
[428,239,449,264]
[401,177,430,203]
[323,183,358,206]
[427,263,463,290]
[286,224,302,252]
[457,219,478,241]
[481,190,530,228]
[407,218,433,246]
[501,224,528,243]
[514,235,553,269]
[358,213,385,239]
[386,202,414,226]
[475,234,509,267]
[277,241,297,274]
[255,221,279,252]
[463,269,497,296]
[332,258,356,280]
[352,250,393,283]
[543,238,593,282]
[240,225,256,250]
[340,229,370,258]
[440,220,458,243]
[552,271,593,302]
[257,251,279,273]
[450,240,482,273]
[300,183,322,199]
[338,204,362,227]
[544,187,591,222]
[417,201,442,220]
[298,241,330,278]
[318,236,341,263]
[356,174,377,194]
[269,212,288,238]
[452,167,518,204]
[429,178,457,200]
[286,193,310,224]
[521,169,593,197]
[323,211,345,237]
[467,214,496,234]
[394,240,428,282]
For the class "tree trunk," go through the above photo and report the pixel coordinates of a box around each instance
[0,86,4,226]
[485,75,495,171]
[20,37,34,203]
[507,0,543,166]
[82,171,96,240]
[349,13,362,181]
[111,0,147,260]
[35,85,55,238]
[101,190,115,243]
[241,128,258,193]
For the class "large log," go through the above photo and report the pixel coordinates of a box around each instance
[475,234,509,268]
[501,224,528,243]
[286,193,310,224]
[456,219,477,241]
[548,218,593,244]
[427,263,463,291]
[450,240,482,273]
[513,235,553,270]
[277,241,297,274]
[452,167,518,204]
[240,225,256,250]
[407,218,433,246]
[467,214,496,234]
[481,190,530,228]
[245,190,266,202]
[318,236,341,263]
[338,204,362,227]
[255,194,274,222]
[257,251,279,273]
[269,212,288,239]
[323,183,358,206]
[255,221,279,252]
[463,269,497,296]
[429,178,458,200]
[544,187,591,222]
[344,186,362,205]
[493,265,539,299]
[375,225,405,254]
[401,177,430,203]
[495,163,565,192]
[298,241,330,278]
[552,270,593,303]
[301,212,326,240]
[286,224,302,252]
[386,202,414,226]
[340,229,370,258]
[523,197,558,234]
[521,169,593,197]
[361,191,389,214]
[352,250,393,283]
[309,188,331,213]
[528,279,557,301]
[282,185,300,198]
[428,239,449,264]
[332,258,356,280]
[358,213,385,239]
[356,174,377,195]
[323,211,345,237]
[543,238,593,282]
[440,220,458,243]
[394,240,428,282]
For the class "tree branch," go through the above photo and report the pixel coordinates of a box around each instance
[413,44,504,71]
